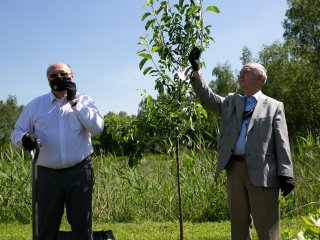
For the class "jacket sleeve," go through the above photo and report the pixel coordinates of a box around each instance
[273,102,294,177]
[190,75,224,113]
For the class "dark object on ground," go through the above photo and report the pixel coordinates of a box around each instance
[58,230,115,240]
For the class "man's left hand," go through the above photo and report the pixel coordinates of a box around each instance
[64,81,77,101]
[279,176,295,197]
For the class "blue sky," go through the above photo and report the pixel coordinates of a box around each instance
[0,1,288,116]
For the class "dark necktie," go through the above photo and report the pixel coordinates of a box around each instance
[243,96,255,120]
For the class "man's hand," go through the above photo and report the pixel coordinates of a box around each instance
[22,133,40,152]
[279,176,295,197]
[188,47,202,71]
[64,81,77,101]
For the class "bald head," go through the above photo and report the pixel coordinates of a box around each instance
[46,63,73,80]
[238,62,268,96]
[244,62,268,84]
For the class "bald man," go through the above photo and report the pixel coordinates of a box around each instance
[11,63,104,240]
[188,48,294,240]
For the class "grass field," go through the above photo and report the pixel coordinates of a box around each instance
[0,218,306,240]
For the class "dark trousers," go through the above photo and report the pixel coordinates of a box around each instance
[36,158,94,240]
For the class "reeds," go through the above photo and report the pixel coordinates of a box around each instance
[1,133,319,224]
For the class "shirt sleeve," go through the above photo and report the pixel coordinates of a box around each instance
[72,94,104,135]
[11,105,33,148]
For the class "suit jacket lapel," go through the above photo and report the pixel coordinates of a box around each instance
[247,93,268,133]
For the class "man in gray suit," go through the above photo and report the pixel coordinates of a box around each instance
[188,47,294,240]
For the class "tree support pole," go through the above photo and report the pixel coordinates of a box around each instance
[175,136,183,240]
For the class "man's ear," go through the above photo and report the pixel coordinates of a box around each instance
[258,73,265,85]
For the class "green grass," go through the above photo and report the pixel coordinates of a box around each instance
[1,134,320,239]
[0,218,306,240]
[0,147,230,223]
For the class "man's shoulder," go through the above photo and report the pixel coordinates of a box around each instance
[226,92,242,96]
[26,93,51,107]
[220,93,242,107]
[225,92,242,100]
[261,93,283,105]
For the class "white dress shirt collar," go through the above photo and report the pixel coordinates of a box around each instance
[246,90,262,102]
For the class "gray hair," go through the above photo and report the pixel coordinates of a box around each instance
[46,63,73,78]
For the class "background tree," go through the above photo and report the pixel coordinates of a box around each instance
[283,0,320,67]
[209,62,238,96]
[282,0,320,137]
[240,46,254,65]
[258,42,320,137]
[0,95,23,146]
[95,111,142,158]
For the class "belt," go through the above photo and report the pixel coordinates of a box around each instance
[38,155,92,170]
[73,155,92,167]
[230,154,246,161]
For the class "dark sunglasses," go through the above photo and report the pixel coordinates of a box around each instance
[49,72,70,79]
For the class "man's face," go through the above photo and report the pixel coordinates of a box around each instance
[47,64,73,92]
[238,65,261,95]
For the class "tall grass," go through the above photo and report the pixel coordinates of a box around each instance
[0,145,31,223]
[92,150,228,223]
[281,132,320,217]
[1,133,320,224]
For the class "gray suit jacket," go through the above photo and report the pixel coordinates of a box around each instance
[191,76,294,187]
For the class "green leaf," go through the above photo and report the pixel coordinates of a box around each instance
[141,12,152,21]
[206,6,220,13]
[138,41,148,47]
[301,216,314,227]
[151,46,159,53]
[139,58,148,70]
[160,1,166,7]
[145,19,155,30]
[201,108,208,118]
[136,49,146,54]
[143,67,153,75]
[187,6,199,16]
[138,53,152,60]
[309,227,320,234]
[155,5,164,15]
[161,15,171,23]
